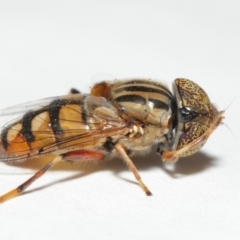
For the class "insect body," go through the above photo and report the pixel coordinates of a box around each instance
[0,78,224,203]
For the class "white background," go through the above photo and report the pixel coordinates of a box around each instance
[0,1,240,240]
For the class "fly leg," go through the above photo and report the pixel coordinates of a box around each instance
[0,155,63,203]
[115,143,152,196]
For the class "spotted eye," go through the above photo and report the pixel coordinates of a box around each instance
[171,78,217,158]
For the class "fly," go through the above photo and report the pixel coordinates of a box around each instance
[0,78,224,203]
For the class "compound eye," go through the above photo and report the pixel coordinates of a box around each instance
[171,78,214,158]
[179,108,196,122]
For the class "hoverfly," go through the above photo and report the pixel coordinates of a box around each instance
[0,78,224,203]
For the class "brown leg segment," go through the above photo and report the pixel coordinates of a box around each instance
[115,143,152,196]
[0,155,63,204]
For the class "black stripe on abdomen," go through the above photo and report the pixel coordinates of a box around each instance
[48,98,85,136]
[48,99,64,136]
[21,111,40,142]
[1,127,10,149]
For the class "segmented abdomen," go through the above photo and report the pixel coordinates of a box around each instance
[0,95,103,160]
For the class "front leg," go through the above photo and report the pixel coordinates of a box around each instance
[115,143,152,196]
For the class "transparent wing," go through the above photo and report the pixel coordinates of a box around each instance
[0,95,72,116]
[0,94,128,162]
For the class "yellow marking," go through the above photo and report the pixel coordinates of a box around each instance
[30,111,56,151]
[31,111,49,132]
[58,104,102,138]
[7,125,30,156]
[59,104,89,136]
[7,123,22,142]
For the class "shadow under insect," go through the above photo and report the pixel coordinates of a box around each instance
[3,145,218,197]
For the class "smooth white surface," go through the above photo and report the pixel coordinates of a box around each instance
[0,1,239,240]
